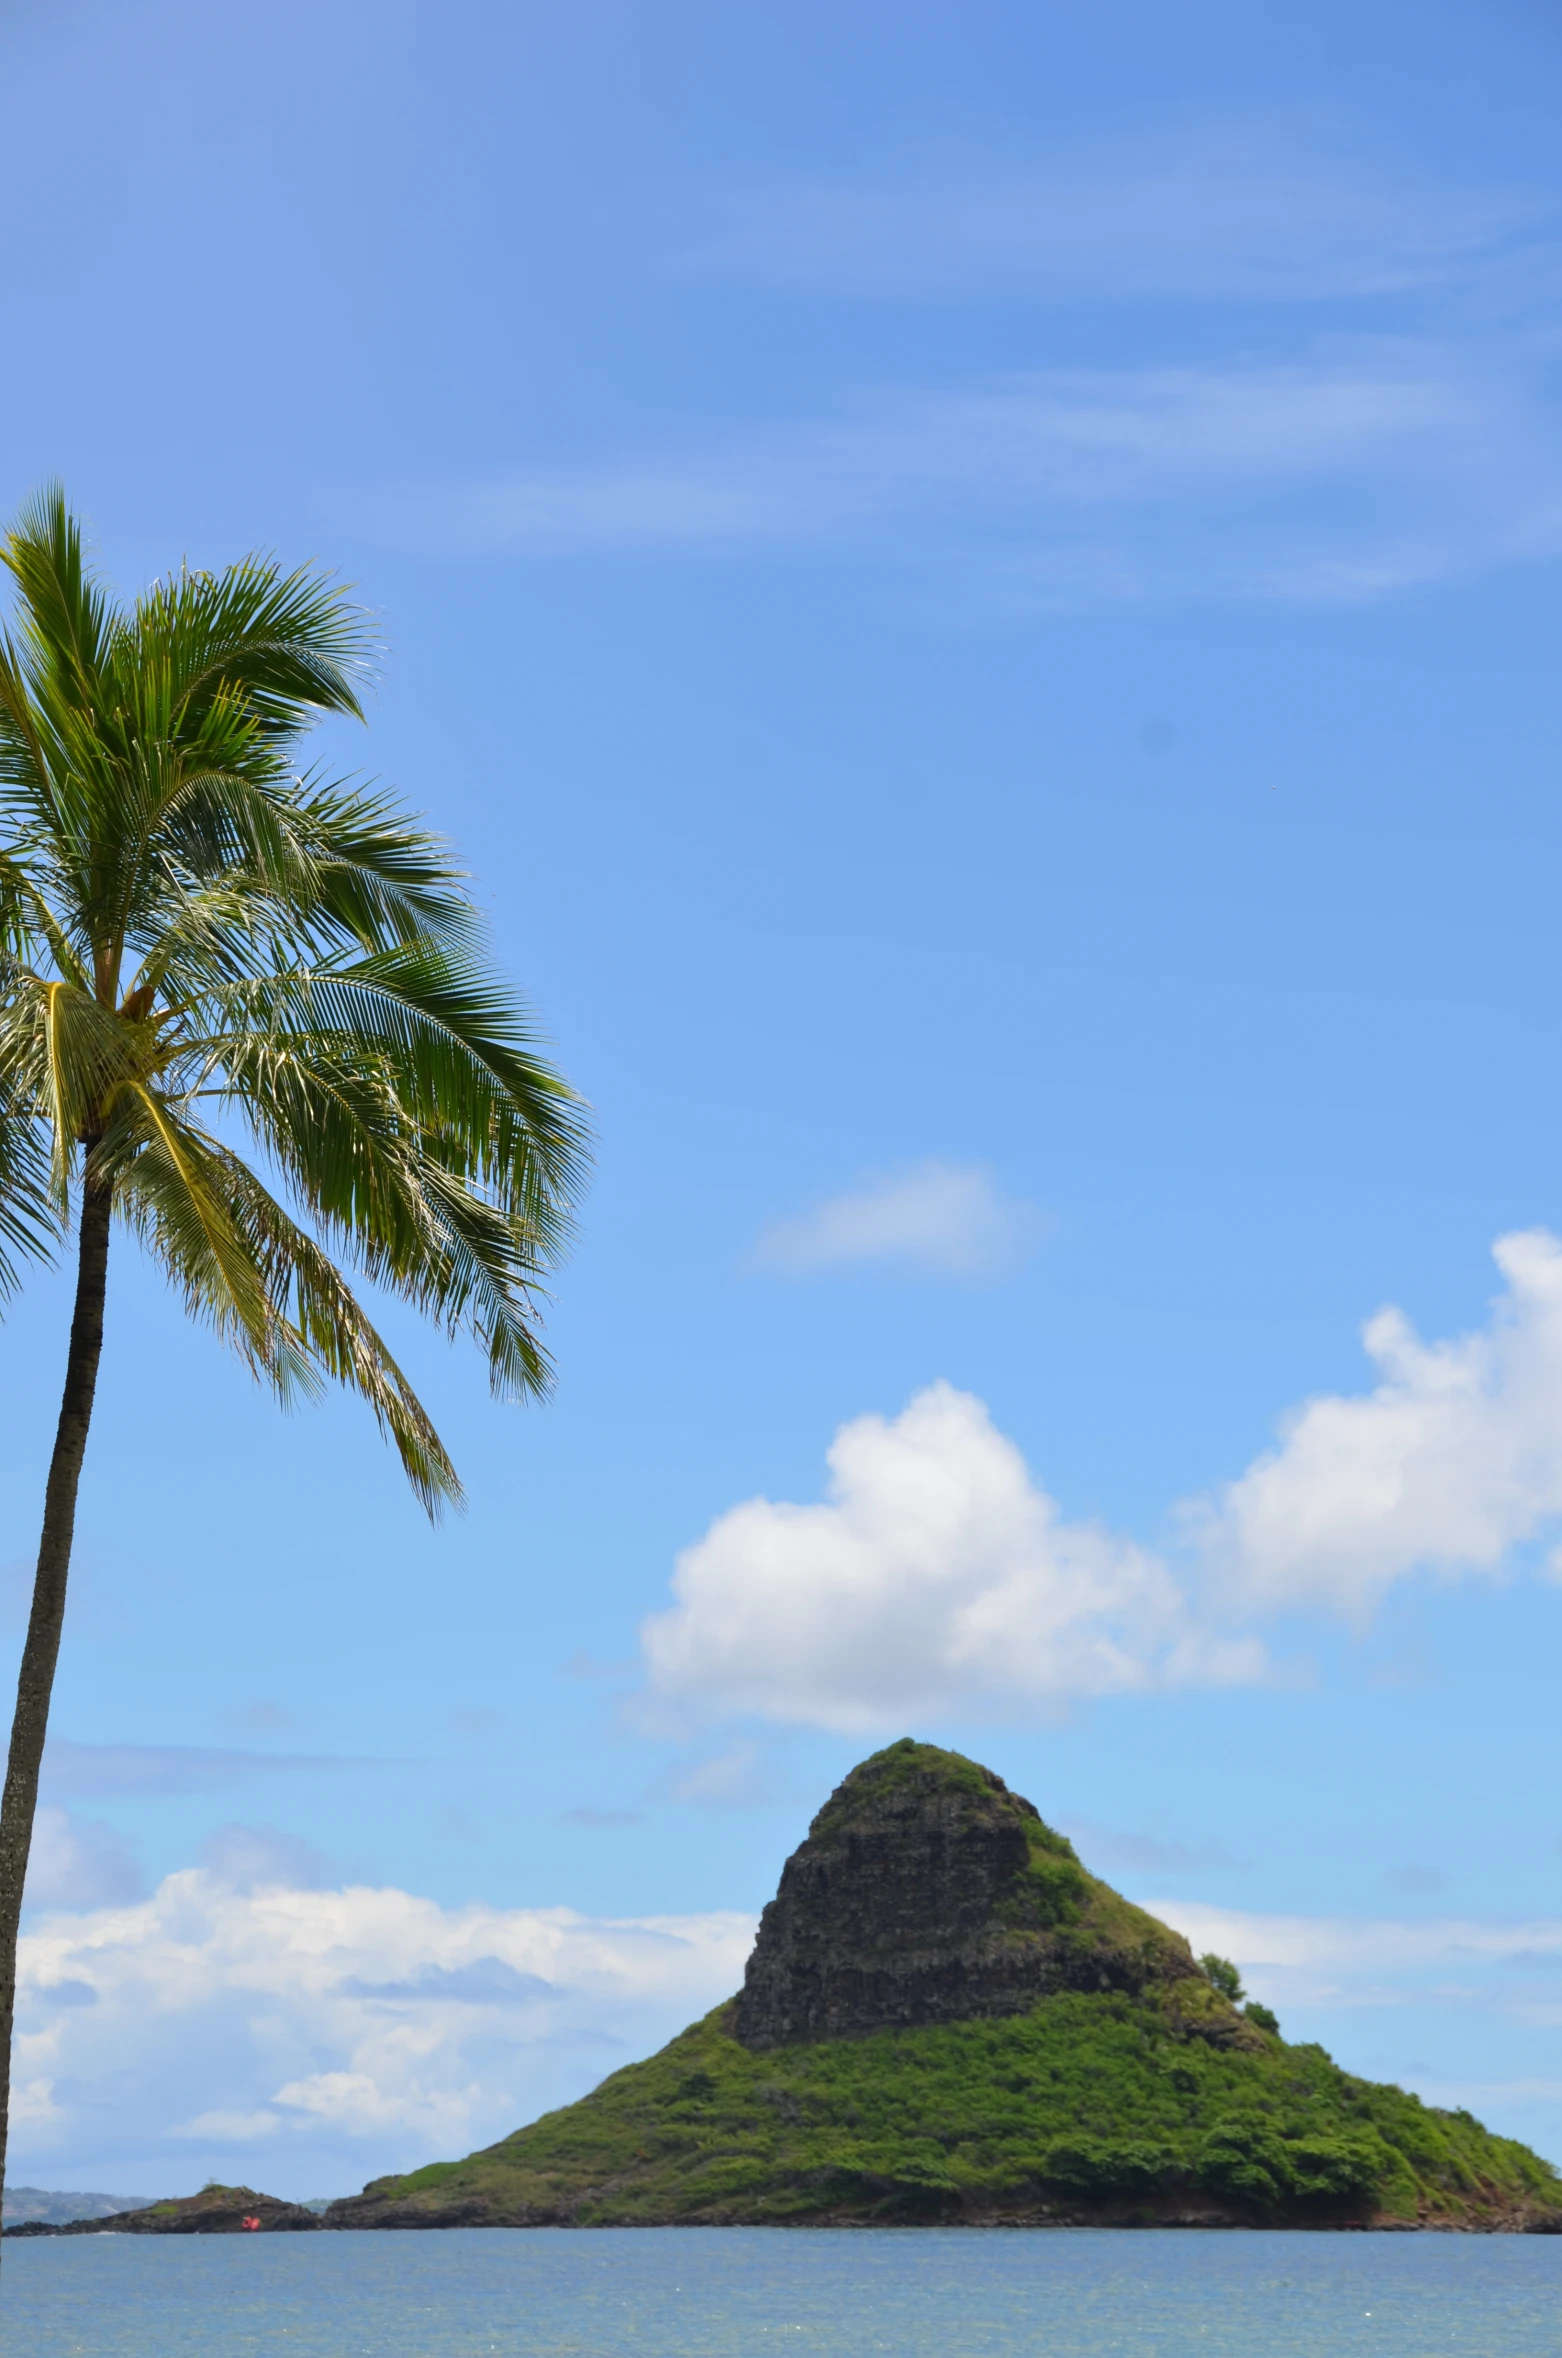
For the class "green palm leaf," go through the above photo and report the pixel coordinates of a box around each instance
[0,487,590,2222]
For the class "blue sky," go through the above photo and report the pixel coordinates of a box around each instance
[6,0,1562,2199]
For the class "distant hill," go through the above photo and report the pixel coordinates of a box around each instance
[3,2186,150,2227]
[6,2185,320,2238]
[328,1742,1562,2232]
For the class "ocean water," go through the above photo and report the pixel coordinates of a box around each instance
[3,2227,1559,2357]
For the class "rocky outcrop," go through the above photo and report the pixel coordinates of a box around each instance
[323,2183,505,2231]
[311,1739,1561,2232]
[7,2184,320,2236]
[733,1739,1206,2048]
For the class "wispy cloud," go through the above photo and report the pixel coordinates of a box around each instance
[654,1741,776,1808]
[370,344,1562,606]
[755,1161,1039,1278]
[40,1742,388,1800]
[684,133,1544,304]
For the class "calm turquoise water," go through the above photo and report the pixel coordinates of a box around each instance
[3,2227,1559,2356]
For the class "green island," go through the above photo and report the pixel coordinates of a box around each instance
[326,1743,1562,2233]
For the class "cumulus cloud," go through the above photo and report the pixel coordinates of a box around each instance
[12,1871,754,2190]
[755,1161,1038,1278]
[641,1382,1262,1731]
[1202,1229,1562,1618]
[643,1231,1562,1730]
[340,1959,554,2005]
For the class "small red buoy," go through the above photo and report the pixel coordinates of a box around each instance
[241,2215,261,2232]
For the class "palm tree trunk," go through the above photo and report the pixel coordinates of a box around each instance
[0,1177,111,2252]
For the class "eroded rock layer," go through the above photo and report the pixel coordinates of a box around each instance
[318,1740,1562,2232]
[732,1739,1201,2048]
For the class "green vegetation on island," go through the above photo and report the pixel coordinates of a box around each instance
[345,1987,1560,2229]
[332,1742,1562,2232]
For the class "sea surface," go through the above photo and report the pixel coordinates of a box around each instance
[3,2227,1559,2357]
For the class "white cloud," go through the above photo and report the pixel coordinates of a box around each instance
[642,1231,1562,1731]
[1201,1230,1562,1618]
[23,1843,1562,2190]
[755,1161,1037,1277]
[641,1382,1263,1732]
[11,1871,754,2191]
[370,345,1562,607]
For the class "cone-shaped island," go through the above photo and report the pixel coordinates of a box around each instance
[328,1742,1562,2230]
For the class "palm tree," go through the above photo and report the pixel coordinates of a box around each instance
[0,488,588,2221]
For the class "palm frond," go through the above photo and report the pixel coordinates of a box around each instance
[0,485,112,703]
[16,978,145,1202]
[210,948,588,1200]
[111,1090,279,1362]
[294,775,477,948]
[129,558,371,737]
[0,629,58,808]
[185,1006,566,1398]
[0,484,589,1506]
[0,851,87,986]
[118,1113,459,1510]
[0,1072,60,1296]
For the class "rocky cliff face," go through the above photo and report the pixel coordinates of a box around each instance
[316,1738,1562,2231]
[733,1739,1204,2050]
